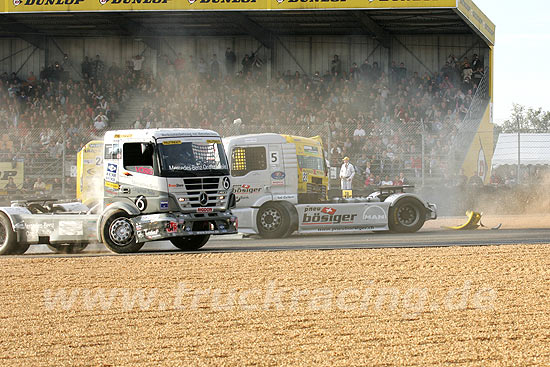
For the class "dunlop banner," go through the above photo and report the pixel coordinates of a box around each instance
[6,0,457,13]
[456,0,495,45]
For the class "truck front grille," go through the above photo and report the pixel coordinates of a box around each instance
[183,177,220,191]
[177,177,227,211]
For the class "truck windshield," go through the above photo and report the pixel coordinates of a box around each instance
[158,139,229,177]
[297,155,325,171]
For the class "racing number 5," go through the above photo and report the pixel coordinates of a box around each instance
[271,152,279,164]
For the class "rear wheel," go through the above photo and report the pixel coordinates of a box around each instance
[388,198,425,233]
[0,214,29,255]
[47,243,88,254]
[257,202,296,239]
[101,211,143,253]
[170,235,210,251]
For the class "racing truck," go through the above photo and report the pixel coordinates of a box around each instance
[222,133,436,238]
[0,129,237,255]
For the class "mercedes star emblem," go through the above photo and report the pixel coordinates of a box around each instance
[199,192,209,206]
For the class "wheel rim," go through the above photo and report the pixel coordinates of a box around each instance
[397,205,420,227]
[109,218,135,246]
[260,208,282,232]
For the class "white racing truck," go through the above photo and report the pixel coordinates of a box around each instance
[223,133,436,238]
[0,129,237,255]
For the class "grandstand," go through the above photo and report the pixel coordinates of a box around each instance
[0,0,495,202]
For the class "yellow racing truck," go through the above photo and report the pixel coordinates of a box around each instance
[76,140,103,204]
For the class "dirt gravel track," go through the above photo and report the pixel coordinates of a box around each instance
[1,244,550,366]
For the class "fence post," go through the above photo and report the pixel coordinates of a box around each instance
[421,131,425,187]
[326,121,332,190]
[517,123,521,185]
[62,133,66,197]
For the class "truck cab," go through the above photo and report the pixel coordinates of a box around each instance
[223,133,327,208]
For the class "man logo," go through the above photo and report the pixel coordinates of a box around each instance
[188,0,196,3]
[362,205,387,223]
[99,0,108,4]
[13,0,21,6]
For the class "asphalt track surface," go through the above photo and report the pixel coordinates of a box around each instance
[19,227,550,258]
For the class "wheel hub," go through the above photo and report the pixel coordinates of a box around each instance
[109,218,135,245]
[397,205,419,227]
[260,208,281,231]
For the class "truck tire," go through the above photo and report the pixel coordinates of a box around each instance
[388,198,425,233]
[0,214,28,255]
[47,243,88,254]
[280,201,299,237]
[101,211,144,254]
[257,202,295,239]
[170,235,210,251]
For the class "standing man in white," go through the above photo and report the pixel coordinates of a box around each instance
[340,156,355,190]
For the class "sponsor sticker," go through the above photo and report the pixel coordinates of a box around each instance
[106,163,117,182]
[162,140,182,145]
[160,201,169,209]
[233,185,261,194]
[271,171,286,179]
[135,166,154,175]
[105,181,119,189]
[114,134,132,139]
[206,139,222,144]
[144,229,161,239]
[271,171,286,185]
[166,222,178,233]
[301,206,357,225]
[197,207,213,213]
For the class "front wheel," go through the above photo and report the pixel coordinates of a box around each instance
[170,235,210,251]
[100,211,144,254]
[47,243,88,254]
[388,198,426,233]
[0,214,29,255]
[256,202,296,239]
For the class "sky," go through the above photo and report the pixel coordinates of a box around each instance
[474,0,550,125]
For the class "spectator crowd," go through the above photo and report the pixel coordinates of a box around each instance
[133,51,485,188]
[1,48,485,199]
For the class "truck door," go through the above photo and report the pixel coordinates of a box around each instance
[268,143,286,195]
[230,145,271,207]
[106,142,166,213]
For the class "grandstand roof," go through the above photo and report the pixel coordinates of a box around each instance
[0,0,494,46]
